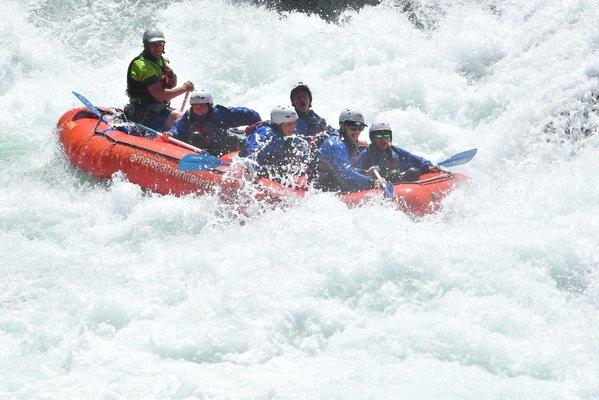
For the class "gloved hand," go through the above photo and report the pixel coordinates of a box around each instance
[374,176,388,189]
[401,167,421,182]
[364,165,380,177]
[387,169,403,182]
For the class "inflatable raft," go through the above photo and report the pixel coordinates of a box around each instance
[56,106,467,215]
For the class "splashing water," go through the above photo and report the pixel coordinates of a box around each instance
[1,0,598,398]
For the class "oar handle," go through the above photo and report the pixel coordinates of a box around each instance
[180,91,190,113]
[373,169,385,185]
[373,168,394,198]
[157,131,203,153]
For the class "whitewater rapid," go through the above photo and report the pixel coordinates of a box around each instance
[1,0,598,398]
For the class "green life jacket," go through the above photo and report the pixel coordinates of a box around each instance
[126,51,169,105]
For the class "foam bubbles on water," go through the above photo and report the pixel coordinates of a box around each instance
[1,0,599,398]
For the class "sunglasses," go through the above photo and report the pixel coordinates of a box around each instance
[372,130,392,138]
[345,123,365,131]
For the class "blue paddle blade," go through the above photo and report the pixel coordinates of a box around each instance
[437,148,477,168]
[72,91,107,122]
[178,153,227,171]
[383,182,394,198]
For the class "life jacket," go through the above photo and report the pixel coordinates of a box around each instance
[296,110,325,137]
[126,51,175,104]
[362,144,402,175]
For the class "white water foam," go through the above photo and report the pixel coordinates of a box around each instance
[1,0,598,398]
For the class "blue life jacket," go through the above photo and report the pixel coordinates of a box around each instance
[316,130,373,192]
[170,105,260,155]
[358,144,432,177]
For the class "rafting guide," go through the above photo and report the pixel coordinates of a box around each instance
[124,28,194,131]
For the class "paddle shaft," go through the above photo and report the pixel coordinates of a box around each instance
[180,91,190,113]
[156,132,203,153]
[373,169,394,198]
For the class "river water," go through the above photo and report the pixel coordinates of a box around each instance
[1,0,598,398]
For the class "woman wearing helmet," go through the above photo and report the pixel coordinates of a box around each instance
[359,122,434,182]
[240,106,311,184]
[313,108,386,192]
[165,89,261,156]
[124,28,194,131]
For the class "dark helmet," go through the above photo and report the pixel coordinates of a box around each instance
[143,28,165,47]
[290,82,313,104]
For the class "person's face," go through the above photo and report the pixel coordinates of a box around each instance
[291,90,311,113]
[191,103,210,116]
[372,133,391,150]
[147,41,165,58]
[280,120,296,136]
[342,123,364,143]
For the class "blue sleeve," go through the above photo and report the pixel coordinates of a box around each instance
[168,114,188,138]
[358,149,370,170]
[245,126,284,164]
[214,106,261,128]
[320,138,373,191]
[244,127,268,160]
[393,147,433,171]
[227,107,261,126]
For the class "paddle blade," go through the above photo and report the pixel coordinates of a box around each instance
[437,148,477,168]
[72,91,106,122]
[383,182,394,198]
[178,153,228,171]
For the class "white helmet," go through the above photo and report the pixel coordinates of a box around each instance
[369,121,393,141]
[339,108,367,126]
[270,106,298,124]
[143,28,165,45]
[189,89,213,105]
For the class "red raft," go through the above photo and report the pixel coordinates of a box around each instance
[57,107,467,214]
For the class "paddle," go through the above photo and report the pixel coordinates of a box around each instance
[72,91,211,154]
[72,91,110,124]
[178,153,229,171]
[437,148,477,168]
[373,169,394,198]
[180,91,190,112]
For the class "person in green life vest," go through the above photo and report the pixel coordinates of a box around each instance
[124,28,194,131]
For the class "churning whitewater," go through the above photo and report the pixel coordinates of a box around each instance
[1,0,599,398]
